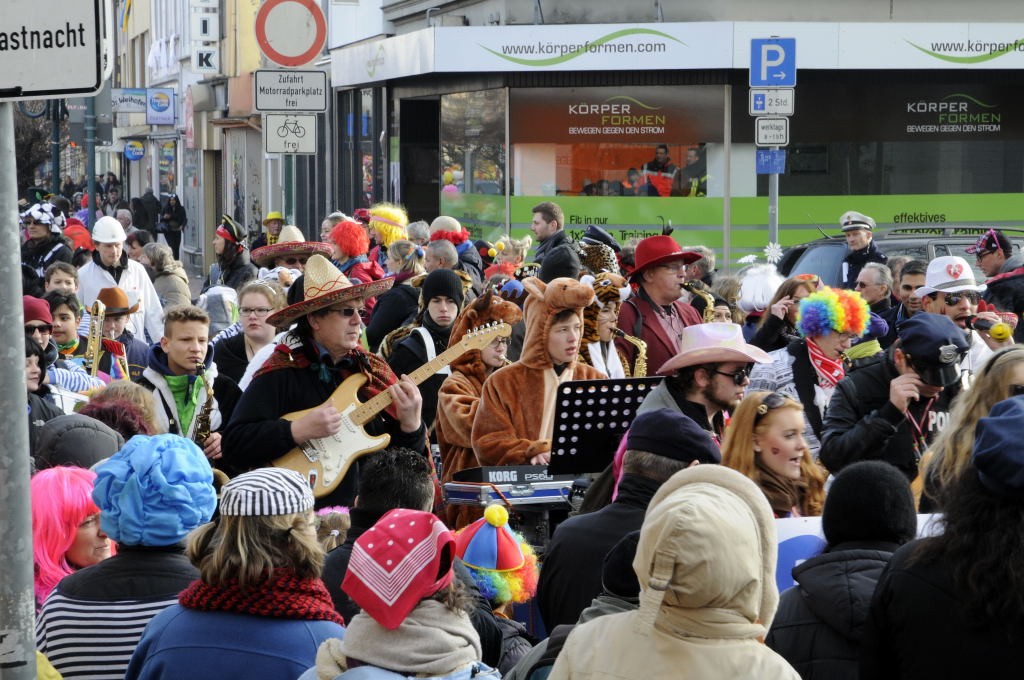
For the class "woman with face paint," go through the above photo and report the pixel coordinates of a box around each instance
[721,391,826,518]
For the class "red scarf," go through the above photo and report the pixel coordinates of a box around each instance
[179,569,344,625]
[806,338,845,388]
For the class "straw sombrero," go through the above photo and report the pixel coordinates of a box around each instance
[251,225,334,268]
[266,254,394,328]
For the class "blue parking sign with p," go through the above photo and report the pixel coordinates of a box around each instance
[750,38,797,87]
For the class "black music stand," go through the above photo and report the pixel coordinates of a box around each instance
[549,377,663,476]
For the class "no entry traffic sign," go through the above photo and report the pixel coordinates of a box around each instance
[254,0,327,68]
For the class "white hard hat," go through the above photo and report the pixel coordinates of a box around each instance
[92,216,127,244]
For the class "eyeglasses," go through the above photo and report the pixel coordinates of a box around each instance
[713,366,751,385]
[25,323,53,335]
[489,337,510,347]
[854,280,878,289]
[327,307,369,321]
[282,257,309,266]
[754,392,788,423]
[837,332,861,343]
[240,307,273,317]
[975,250,996,261]
[944,291,980,306]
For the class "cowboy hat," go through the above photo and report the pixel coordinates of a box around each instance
[266,254,394,328]
[251,225,334,268]
[262,211,284,225]
[629,235,701,281]
[96,287,140,315]
[656,322,772,375]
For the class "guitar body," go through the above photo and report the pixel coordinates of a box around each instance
[270,321,511,498]
[273,373,391,497]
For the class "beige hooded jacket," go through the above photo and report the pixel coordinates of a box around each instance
[549,465,799,680]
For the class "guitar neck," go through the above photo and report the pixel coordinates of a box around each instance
[350,342,464,426]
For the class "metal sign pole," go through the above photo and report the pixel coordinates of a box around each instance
[768,145,780,245]
[86,96,97,229]
[0,101,36,680]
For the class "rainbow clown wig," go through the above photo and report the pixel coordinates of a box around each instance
[454,505,539,608]
[796,287,870,339]
[368,203,409,249]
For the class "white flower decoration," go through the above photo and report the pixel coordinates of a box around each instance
[764,242,784,265]
[737,254,759,265]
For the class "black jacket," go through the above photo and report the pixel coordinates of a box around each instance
[204,249,257,292]
[221,340,426,507]
[820,354,959,480]
[56,544,197,601]
[750,313,801,353]
[532,230,569,265]
[842,240,887,289]
[536,474,661,630]
[386,323,451,431]
[29,389,64,461]
[211,333,248,385]
[366,278,419,352]
[767,542,898,680]
[22,234,73,279]
[322,507,504,668]
[860,539,1024,680]
[983,259,1024,343]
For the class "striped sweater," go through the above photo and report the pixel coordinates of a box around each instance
[35,546,197,680]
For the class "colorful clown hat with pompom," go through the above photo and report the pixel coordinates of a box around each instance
[796,286,870,339]
[455,505,539,606]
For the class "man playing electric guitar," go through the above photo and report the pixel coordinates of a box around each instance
[222,254,425,507]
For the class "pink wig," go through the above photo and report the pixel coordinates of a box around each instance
[31,466,102,605]
[329,220,370,259]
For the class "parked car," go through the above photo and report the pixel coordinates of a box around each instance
[778,226,1024,287]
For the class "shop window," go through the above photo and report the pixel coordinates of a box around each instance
[440,89,507,197]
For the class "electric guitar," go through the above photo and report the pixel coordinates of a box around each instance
[272,322,511,496]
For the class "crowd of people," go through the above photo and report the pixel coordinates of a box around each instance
[18,192,1024,678]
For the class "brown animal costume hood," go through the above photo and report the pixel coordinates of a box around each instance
[448,291,523,379]
[580,272,631,345]
[520,276,596,371]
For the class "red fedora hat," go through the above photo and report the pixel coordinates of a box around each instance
[629,235,701,281]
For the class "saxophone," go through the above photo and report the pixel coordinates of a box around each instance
[192,360,231,491]
[682,281,716,323]
[192,360,215,446]
[84,300,106,378]
[613,328,648,377]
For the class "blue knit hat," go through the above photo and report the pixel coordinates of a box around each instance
[973,395,1024,498]
[92,434,217,546]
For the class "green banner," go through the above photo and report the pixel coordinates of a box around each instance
[439,192,1024,257]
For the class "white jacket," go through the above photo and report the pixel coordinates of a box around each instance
[78,258,165,343]
[141,363,222,441]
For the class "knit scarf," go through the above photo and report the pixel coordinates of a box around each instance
[339,600,481,676]
[756,458,807,518]
[179,569,344,624]
[806,338,845,388]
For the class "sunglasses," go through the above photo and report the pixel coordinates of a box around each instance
[944,291,980,306]
[282,257,309,266]
[327,307,369,321]
[25,323,53,335]
[754,392,788,423]
[712,366,751,385]
[1012,385,1024,397]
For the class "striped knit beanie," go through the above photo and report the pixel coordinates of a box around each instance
[219,468,314,517]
